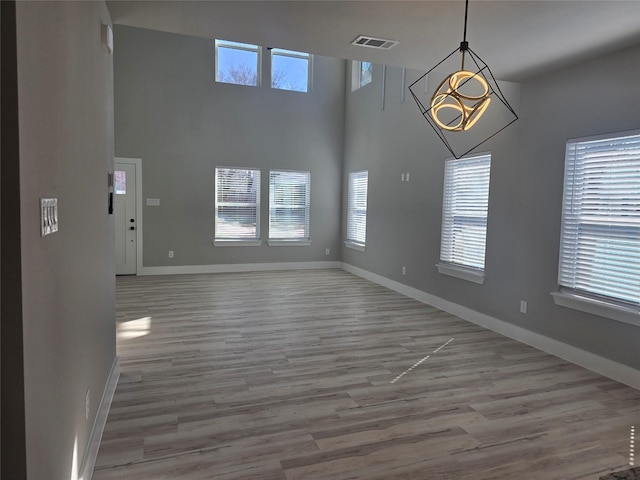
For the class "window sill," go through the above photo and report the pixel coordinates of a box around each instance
[344,241,365,252]
[551,291,639,327]
[213,240,262,247]
[268,240,312,247]
[436,262,485,285]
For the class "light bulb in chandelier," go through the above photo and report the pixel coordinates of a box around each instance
[430,69,491,132]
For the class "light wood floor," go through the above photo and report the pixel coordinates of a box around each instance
[94,269,639,479]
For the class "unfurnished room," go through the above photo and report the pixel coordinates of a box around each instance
[2,1,640,479]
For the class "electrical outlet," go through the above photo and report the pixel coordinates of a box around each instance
[402,266,406,275]
[85,390,90,420]
[520,300,528,314]
[168,250,174,258]
[325,248,330,255]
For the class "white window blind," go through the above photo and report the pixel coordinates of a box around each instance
[215,167,260,240]
[558,131,640,307]
[269,170,310,240]
[440,154,491,270]
[347,170,368,245]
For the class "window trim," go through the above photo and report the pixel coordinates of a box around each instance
[270,48,312,93]
[553,129,640,325]
[268,169,311,242]
[436,262,485,284]
[268,240,312,247]
[438,152,491,283]
[214,39,262,87]
[214,166,261,242]
[552,291,639,327]
[213,240,262,247]
[344,240,366,252]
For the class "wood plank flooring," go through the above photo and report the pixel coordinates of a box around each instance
[93,269,639,479]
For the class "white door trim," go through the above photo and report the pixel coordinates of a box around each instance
[115,157,143,275]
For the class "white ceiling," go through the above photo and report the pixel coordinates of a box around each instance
[107,1,640,82]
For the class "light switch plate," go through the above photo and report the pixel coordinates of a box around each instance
[41,198,59,236]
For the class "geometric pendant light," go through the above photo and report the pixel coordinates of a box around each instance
[409,0,518,159]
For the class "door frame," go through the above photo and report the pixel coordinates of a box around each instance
[115,157,143,275]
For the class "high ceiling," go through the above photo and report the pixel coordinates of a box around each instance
[107,1,640,82]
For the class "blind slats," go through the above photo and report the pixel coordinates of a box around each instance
[269,170,310,240]
[215,167,261,239]
[440,154,491,270]
[347,171,368,245]
[558,131,640,306]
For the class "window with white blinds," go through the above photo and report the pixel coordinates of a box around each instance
[439,153,491,271]
[347,170,368,246]
[214,167,260,240]
[558,131,640,308]
[269,170,310,240]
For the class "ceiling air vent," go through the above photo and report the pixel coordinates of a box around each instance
[351,35,398,50]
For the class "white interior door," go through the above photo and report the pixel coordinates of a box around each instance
[115,162,137,275]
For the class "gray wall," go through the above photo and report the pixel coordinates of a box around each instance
[342,47,640,370]
[3,2,116,478]
[113,25,345,267]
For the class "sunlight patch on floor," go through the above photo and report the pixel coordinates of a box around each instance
[118,316,151,340]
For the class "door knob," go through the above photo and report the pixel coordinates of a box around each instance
[130,218,135,223]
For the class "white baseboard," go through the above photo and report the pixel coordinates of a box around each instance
[142,261,341,276]
[341,262,640,391]
[80,356,120,480]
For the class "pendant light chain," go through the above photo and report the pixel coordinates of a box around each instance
[462,0,469,43]
[461,0,470,69]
